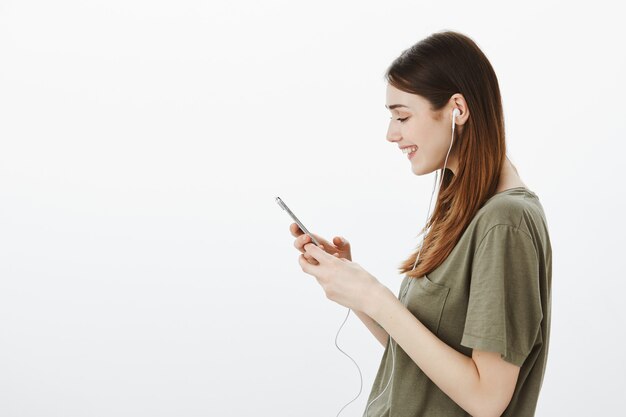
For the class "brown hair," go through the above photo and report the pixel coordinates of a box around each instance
[387,30,507,279]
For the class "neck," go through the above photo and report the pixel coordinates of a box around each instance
[495,157,526,192]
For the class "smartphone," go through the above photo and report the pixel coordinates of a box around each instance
[275,196,321,246]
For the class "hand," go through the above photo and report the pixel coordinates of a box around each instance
[298,241,382,314]
[289,222,352,265]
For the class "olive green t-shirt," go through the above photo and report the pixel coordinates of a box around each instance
[363,187,552,417]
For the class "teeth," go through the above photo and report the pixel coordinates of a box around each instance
[402,146,417,154]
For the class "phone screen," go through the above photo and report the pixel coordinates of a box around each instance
[275,196,321,246]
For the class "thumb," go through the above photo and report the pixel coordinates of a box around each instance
[305,242,330,259]
[334,236,349,246]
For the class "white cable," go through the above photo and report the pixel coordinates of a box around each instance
[334,307,362,416]
[360,110,457,417]
[358,175,436,417]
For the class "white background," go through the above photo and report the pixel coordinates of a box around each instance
[1,1,624,416]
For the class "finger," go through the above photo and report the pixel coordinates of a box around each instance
[333,236,350,247]
[304,253,319,265]
[298,253,316,273]
[294,235,304,251]
[294,234,312,252]
[306,235,322,248]
[290,223,303,237]
[304,242,331,261]
[300,244,322,261]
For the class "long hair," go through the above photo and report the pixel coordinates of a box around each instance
[388,30,508,279]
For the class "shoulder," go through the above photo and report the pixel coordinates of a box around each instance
[469,192,544,246]
[473,193,530,228]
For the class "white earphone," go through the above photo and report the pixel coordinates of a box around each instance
[359,107,461,417]
[334,108,461,417]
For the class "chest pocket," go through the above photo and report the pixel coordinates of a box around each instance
[403,274,451,335]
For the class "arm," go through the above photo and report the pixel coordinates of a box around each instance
[352,309,389,348]
[367,284,520,417]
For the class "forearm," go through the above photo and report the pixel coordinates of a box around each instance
[353,309,389,348]
[367,284,488,417]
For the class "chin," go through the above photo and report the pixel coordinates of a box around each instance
[410,165,429,176]
[411,161,438,177]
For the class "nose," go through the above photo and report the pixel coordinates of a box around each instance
[386,121,401,144]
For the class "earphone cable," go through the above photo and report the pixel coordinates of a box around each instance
[337,110,458,417]
[334,307,363,417]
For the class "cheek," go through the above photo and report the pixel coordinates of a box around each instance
[407,121,434,148]
[409,123,445,159]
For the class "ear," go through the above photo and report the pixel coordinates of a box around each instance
[449,93,470,125]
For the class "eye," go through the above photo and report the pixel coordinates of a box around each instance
[393,117,409,123]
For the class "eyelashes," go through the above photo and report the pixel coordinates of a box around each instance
[390,117,409,123]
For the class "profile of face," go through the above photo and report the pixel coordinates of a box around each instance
[385,83,468,176]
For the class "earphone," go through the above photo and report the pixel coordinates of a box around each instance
[333,108,460,417]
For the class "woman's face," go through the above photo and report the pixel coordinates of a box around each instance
[385,83,464,176]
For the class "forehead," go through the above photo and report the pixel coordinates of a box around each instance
[385,84,427,111]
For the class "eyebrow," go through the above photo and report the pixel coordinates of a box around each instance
[385,104,410,110]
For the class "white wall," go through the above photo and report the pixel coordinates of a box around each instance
[1,0,623,415]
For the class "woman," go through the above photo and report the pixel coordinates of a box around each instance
[289,30,551,417]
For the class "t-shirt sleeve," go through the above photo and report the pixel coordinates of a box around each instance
[460,224,543,367]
